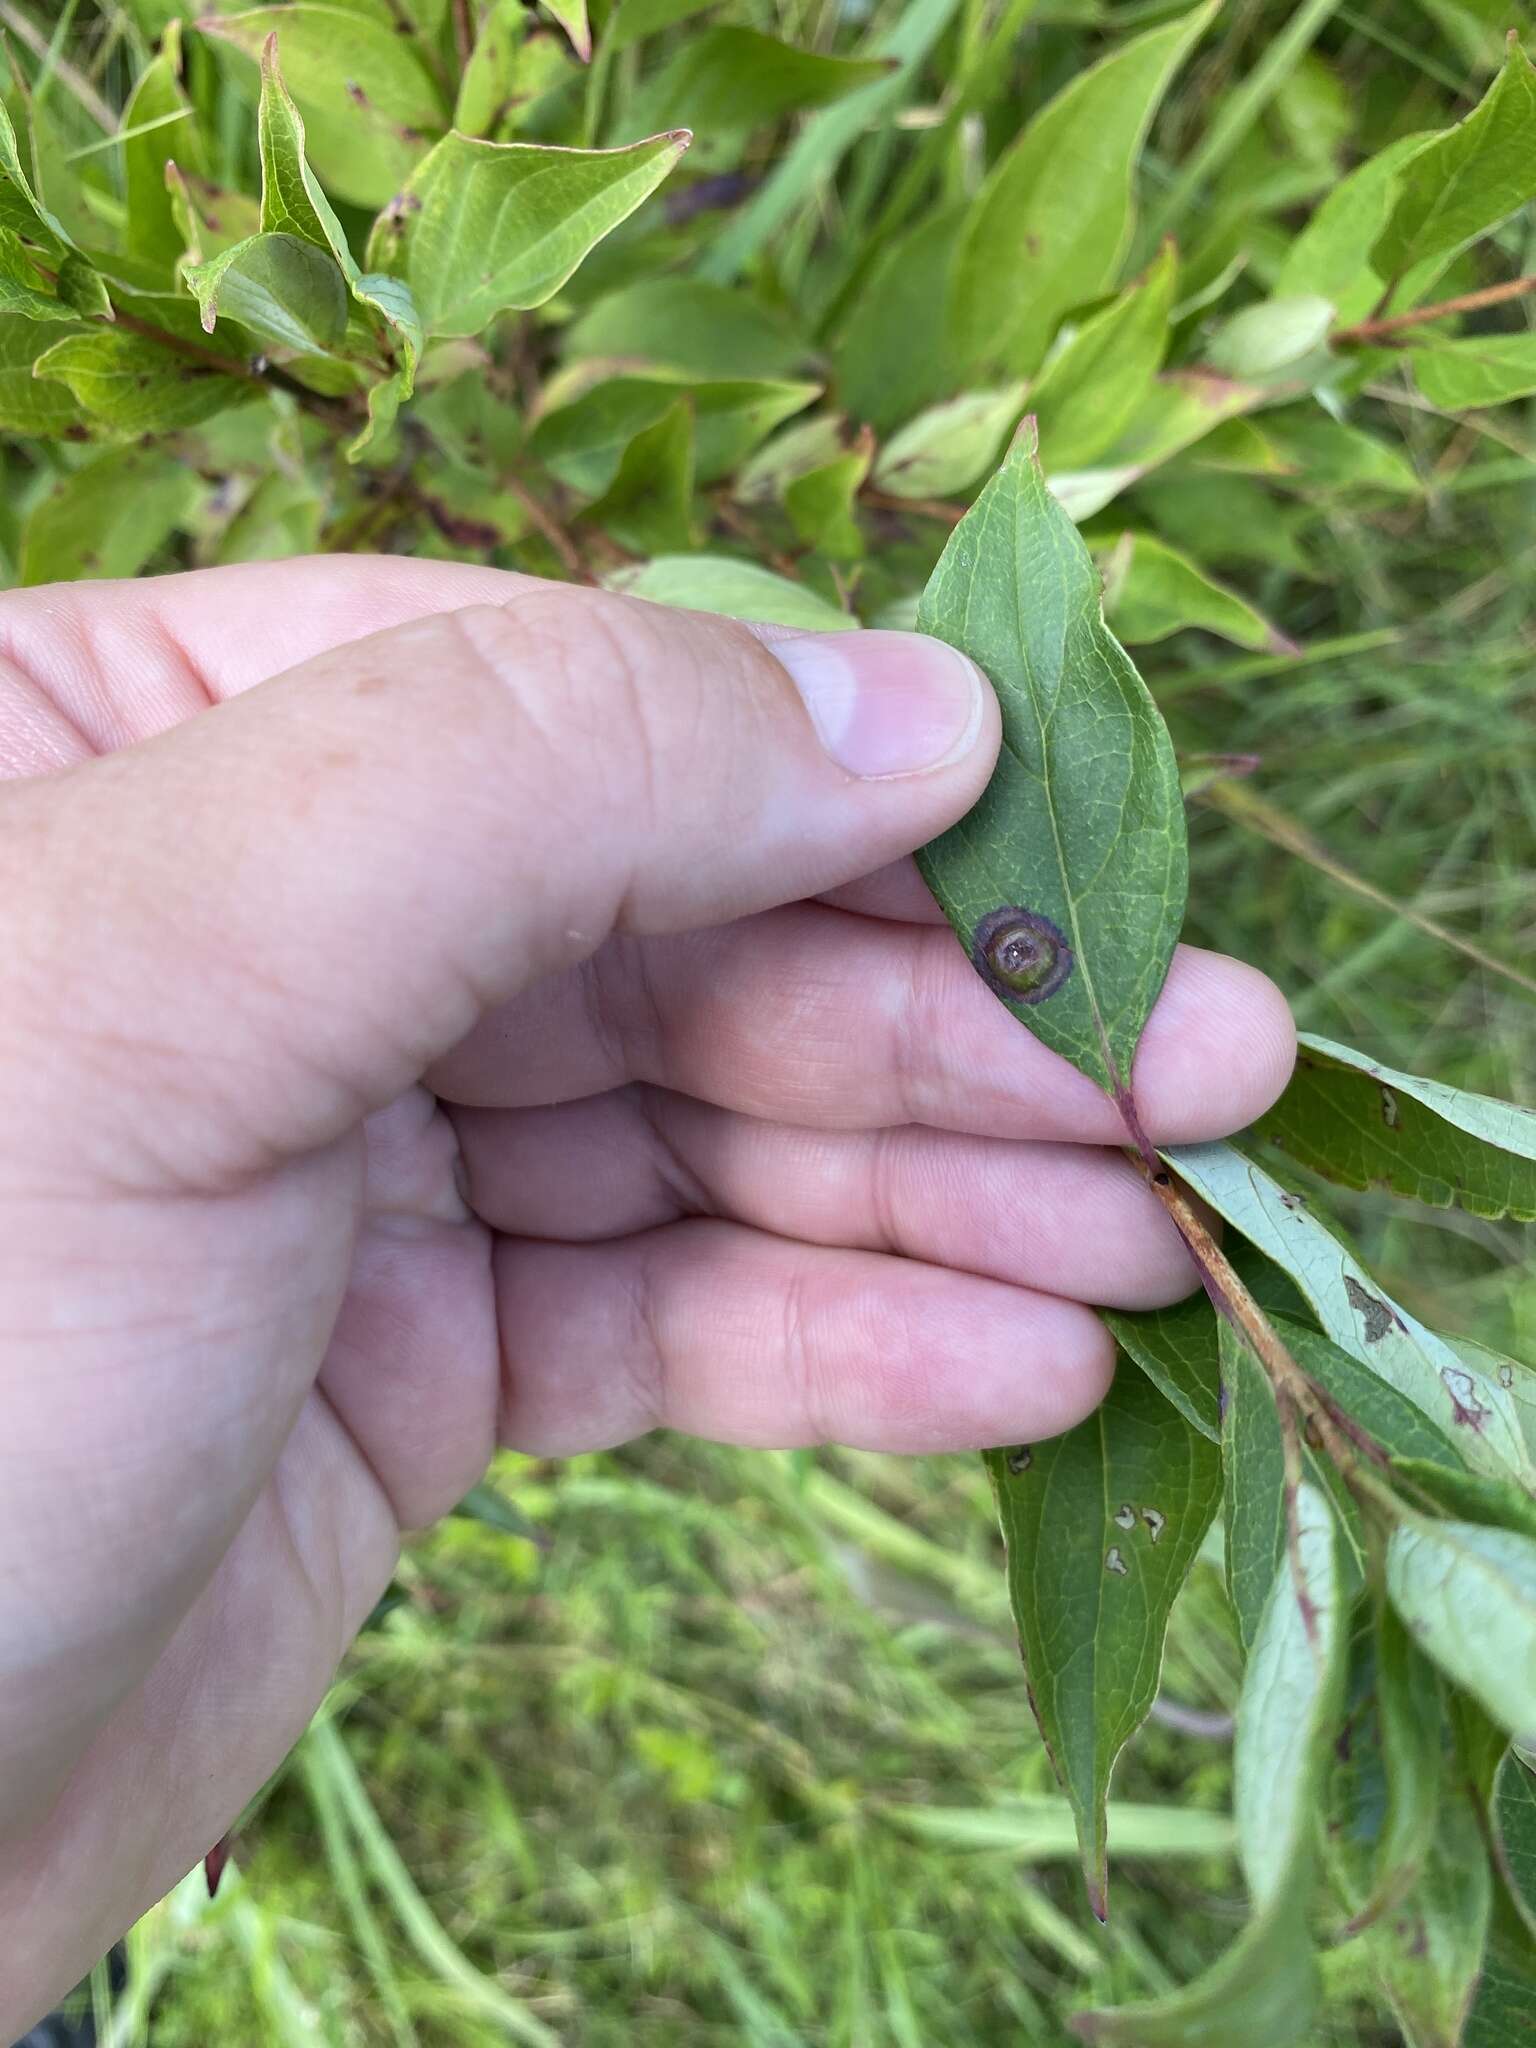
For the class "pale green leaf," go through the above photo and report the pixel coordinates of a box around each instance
[949,3,1217,377]
[1414,331,1536,410]
[872,387,1025,501]
[540,0,591,61]
[1048,370,1267,522]
[214,467,325,563]
[32,329,253,434]
[1103,531,1291,653]
[1163,1141,1533,1485]
[20,445,200,584]
[1391,1458,1536,1543]
[200,6,449,208]
[531,374,818,492]
[1386,1519,1536,1744]
[915,425,1188,1098]
[1373,40,1536,282]
[1367,1783,1493,2048]
[1075,1484,1345,2047]
[1263,1033,1536,1222]
[1027,244,1177,471]
[0,98,73,254]
[605,554,855,632]
[1206,294,1335,379]
[454,0,525,137]
[365,131,688,340]
[184,231,349,354]
[121,32,201,274]
[984,1367,1221,1916]
[734,415,848,505]
[629,28,890,138]
[882,1797,1236,1861]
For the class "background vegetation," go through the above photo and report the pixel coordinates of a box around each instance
[3,0,1534,2041]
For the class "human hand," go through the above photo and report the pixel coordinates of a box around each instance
[0,559,1293,2028]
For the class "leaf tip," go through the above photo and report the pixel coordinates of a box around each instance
[1010,413,1041,462]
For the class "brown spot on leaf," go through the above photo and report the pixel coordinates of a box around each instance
[1441,1366,1492,1433]
[1380,1084,1401,1129]
[1141,1508,1165,1543]
[972,906,1073,1005]
[1344,1276,1402,1344]
[1006,1445,1032,1476]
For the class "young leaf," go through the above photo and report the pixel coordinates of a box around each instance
[1164,1141,1533,1485]
[199,6,449,208]
[949,2,1217,377]
[365,132,689,340]
[19,445,200,584]
[628,28,890,137]
[605,555,855,633]
[32,330,253,435]
[1262,1033,1536,1222]
[915,425,1188,1102]
[579,398,696,554]
[1372,38,1536,286]
[184,232,350,354]
[1026,245,1177,471]
[1414,331,1536,411]
[1075,1483,1346,2047]
[121,26,201,274]
[985,1366,1221,1919]
[1102,1293,1221,1443]
[1273,132,1432,320]
[1102,531,1292,653]
[1219,1318,1286,1654]
[1386,1519,1536,1743]
[1204,294,1335,381]
[872,386,1026,502]
[1492,1750,1536,1937]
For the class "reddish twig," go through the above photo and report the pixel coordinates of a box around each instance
[1333,275,1536,347]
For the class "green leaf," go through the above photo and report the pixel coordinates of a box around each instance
[167,166,262,266]
[214,467,325,563]
[1274,133,1434,321]
[580,397,695,553]
[833,203,964,434]
[1027,245,1177,471]
[200,7,449,209]
[784,434,872,560]
[1392,1458,1536,1543]
[1257,409,1421,494]
[20,445,200,584]
[1048,370,1267,523]
[0,98,72,254]
[1415,331,1536,410]
[1386,1519,1536,1743]
[32,329,253,434]
[564,278,805,380]
[454,0,525,137]
[539,0,591,61]
[1102,531,1292,653]
[734,414,848,505]
[1262,1033,1536,1223]
[603,0,718,55]
[1492,1750,1536,1937]
[949,2,1217,378]
[531,374,818,492]
[1366,1782,1493,2048]
[628,28,890,137]
[1075,1483,1345,2047]
[872,387,1026,501]
[1465,1880,1536,2048]
[1276,1318,1466,1472]
[0,314,89,434]
[184,231,349,353]
[0,229,78,324]
[1325,1601,1444,1936]
[915,424,1188,1099]
[1102,1293,1221,1444]
[365,131,688,340]
[1219,1318,1286,1655]
[984,1366,1221,1918]
[885,1796,1236,1861]
[1373,39,1536,283]
[605,554,855,633]
[1163,1141,1534,1485]
[1205,294,1335,380]
[121,28,201,274]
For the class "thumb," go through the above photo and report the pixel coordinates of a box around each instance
[3,580,997,1189]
